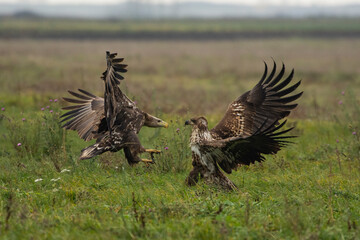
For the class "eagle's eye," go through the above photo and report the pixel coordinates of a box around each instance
[157,120,161,122]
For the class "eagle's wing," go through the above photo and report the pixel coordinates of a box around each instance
[101,51,128,86]
[60,89,106,141]
[201,120,294,174]
[102,51,136,131]
[211,61,302,138]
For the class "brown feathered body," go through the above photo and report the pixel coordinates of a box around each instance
[60,52,168,164]
[185,62,302,190]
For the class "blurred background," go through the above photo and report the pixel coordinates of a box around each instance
[0,0,360,119]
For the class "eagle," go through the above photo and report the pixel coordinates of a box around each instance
[60,52,168,164]
[185,61,302,190]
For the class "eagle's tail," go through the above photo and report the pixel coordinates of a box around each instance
[79,143,107,160]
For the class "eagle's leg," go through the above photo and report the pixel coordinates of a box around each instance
[185,152,206,186]
[186,164,237,190]
[186,153,237,190]
[186,166,205,186]
[124,133,159,165]
[141,158,155,164]
[144,149,161,163]
[124,146,150,165]
[145,149,161,153]
[205,167,238,191]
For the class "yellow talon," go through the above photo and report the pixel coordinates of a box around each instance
[145,149,161,154]
[141,159,154,164]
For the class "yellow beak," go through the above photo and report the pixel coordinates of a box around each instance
[162,121,169,128]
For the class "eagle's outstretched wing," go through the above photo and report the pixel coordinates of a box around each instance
[61,52,130,141]
[201,120,294,174]
[102,51,137,131]
[101,52,127,85]
[211,61,302,139]
[60,89,106,141]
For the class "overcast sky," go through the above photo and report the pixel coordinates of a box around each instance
[2,0,360,6]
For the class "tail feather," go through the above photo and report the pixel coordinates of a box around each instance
[80,143,106,160]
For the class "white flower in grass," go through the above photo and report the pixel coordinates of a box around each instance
[50,177,61,182]
[60,169,70,173]
[35,178,43,182]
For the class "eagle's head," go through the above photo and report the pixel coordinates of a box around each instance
[185,117,212,144]
[144,113,169,128]
[185,117,208,130]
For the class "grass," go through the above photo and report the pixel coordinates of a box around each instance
[0,104,360,239]
[0,86,359,239]
[0,18,360,238]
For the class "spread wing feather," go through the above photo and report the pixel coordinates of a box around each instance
[60,89,106,141]
[201,120,295,174]
[102,51,136,131]
[61,52,137,141]
[211,61,302,139]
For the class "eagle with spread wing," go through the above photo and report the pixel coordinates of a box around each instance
[185,61,302,190]
[60,52,168,164]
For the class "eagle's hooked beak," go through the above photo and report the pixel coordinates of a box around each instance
[161,121,169,128]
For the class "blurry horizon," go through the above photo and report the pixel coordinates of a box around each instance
[1,0,360,6]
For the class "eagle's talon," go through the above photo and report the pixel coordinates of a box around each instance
[145,149,161,154]
[141,158,154,164]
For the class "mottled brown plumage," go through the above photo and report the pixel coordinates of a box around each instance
[61,52,168,164]
[185,61,302,190]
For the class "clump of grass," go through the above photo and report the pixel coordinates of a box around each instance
[3,99,67,165]
[333,89,360,163]
[136,116,192,173]
[152,118,192,173]
[4,191,15,231]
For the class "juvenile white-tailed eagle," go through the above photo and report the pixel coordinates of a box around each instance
[61,52,168,164]
[185,61,302,190]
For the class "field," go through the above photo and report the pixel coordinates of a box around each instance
[1,18,360,239]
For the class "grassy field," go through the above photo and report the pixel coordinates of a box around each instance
[1,19,360,239]
[1,17,360,39]
[0,99,359,239]
[1,17,360,33]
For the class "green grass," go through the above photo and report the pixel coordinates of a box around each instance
[0,91,359,239]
